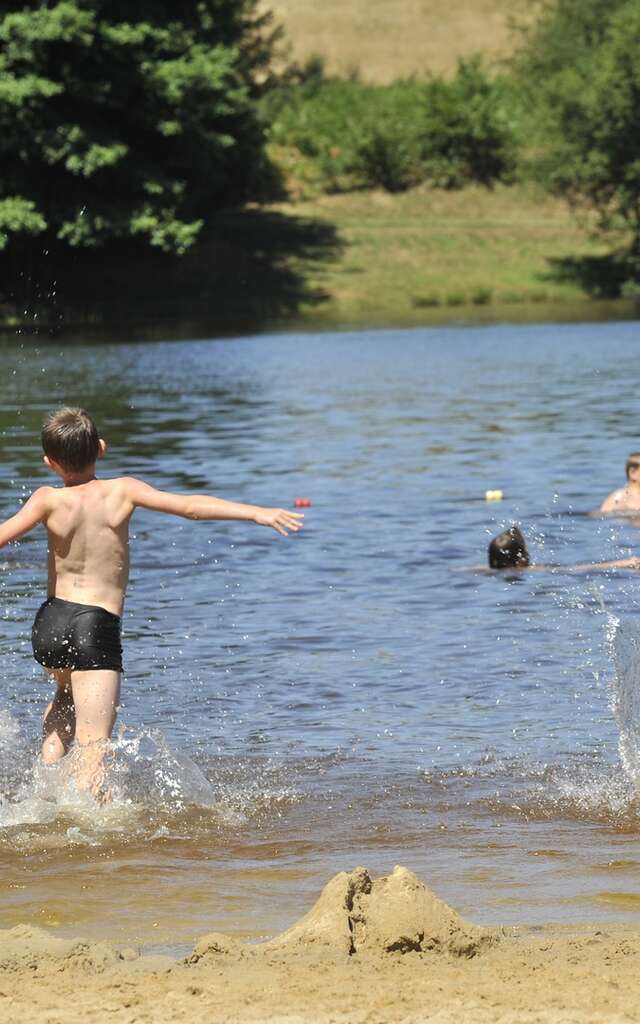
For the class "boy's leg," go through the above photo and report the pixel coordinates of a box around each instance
[70,669,120,745]
[42,669,75,764]
[69,669,121,797]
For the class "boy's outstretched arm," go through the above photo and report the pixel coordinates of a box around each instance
[0,487,51,549]
[125,478,304,537]
[560,556,640,572]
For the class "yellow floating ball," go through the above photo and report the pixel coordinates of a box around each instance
[485,489,504,502]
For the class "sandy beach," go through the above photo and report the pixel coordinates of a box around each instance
[2,865,638,1024]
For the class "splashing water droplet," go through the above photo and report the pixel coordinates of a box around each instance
[609,616,640,788]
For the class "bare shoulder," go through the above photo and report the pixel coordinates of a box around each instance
[11,484,57,527]
[114,476,173,511]
[102,475,136,488]
[98,475,144,497]
[609,487,627,502]
[26,484,57,512]
[600,487,628,513]
[115,476,151,499]
[121,477,189,515]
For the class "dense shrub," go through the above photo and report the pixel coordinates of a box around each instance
[260,59,518,193]
[512,0,640,275]
[419,60,519,189]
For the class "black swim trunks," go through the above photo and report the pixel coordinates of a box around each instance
[32,597,123,672]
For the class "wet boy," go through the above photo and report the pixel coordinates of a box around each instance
[600,452,640,513]
[0,407,303,794]
[480,525,640,573]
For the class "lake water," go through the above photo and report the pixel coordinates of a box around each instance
[2,320,640,952]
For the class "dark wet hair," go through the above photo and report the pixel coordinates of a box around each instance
[41,407,100,472]
[626,452,640,479]
[488,526,530,569]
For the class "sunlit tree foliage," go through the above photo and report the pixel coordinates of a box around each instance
[0,0,277,310]
[514,0,640,274]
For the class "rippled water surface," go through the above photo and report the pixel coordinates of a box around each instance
[2,321,640,950]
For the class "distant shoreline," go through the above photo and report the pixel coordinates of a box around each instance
[2,183,636,340]
[1,295,638,345]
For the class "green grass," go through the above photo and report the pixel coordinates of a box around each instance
[2,181,631,336]
[265,182,629,325]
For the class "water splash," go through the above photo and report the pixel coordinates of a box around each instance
[0,710,32,798]
[606,615,640,792]
[106,728,220,811]
[0,720,224,837]
[421,609,640,827]
[497,614,640,825]
[0,711,302,847]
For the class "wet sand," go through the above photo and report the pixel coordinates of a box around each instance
[2,865,638,1024]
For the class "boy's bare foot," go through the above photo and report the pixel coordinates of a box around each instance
[68,740,113,803]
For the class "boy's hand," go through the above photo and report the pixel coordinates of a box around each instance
[255,507,304,536]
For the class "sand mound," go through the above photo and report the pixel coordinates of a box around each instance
[0,924,122,974]
[0,867,496,982]
[191,865,498,963]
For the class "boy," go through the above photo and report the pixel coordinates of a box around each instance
[600,452,640,513]
[488,526,530,569]
[479,525,640,573]
[0,407,303,796]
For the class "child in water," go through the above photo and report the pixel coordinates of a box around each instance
[0,407,303,797]
[600,452,640,514]
[486,525,640,573]
[488,526,530,569]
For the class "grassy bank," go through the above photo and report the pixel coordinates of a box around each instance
[265,182,629,325]
[265,0,526,82]
[2,183,632,338]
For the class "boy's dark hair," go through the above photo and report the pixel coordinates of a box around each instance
[41,407,100,472]
[626,452,640,479]
[488,526,530,569]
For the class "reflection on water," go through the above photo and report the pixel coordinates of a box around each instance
[2,322,640,947]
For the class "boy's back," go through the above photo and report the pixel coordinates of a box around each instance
[43,478,132,616]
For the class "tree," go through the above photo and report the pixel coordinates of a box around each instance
[0,1,278,315]
[514,0,640,276]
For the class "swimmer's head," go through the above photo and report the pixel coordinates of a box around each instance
[626,452,640,480]
[42,407,104,474]
[488,526,530,569]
